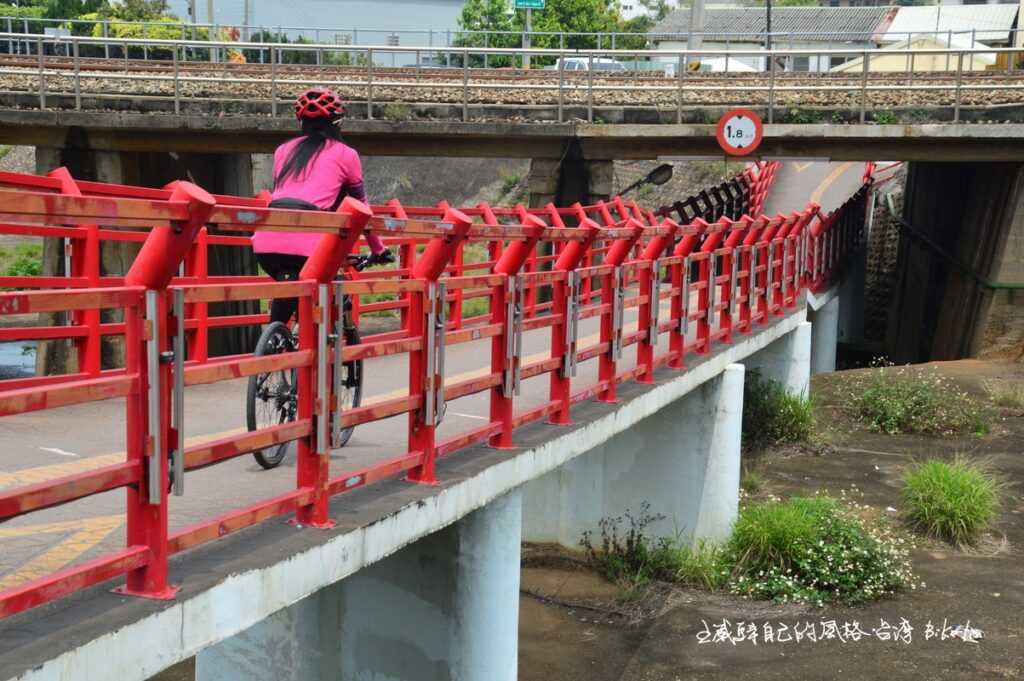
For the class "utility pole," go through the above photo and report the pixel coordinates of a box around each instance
[243,0,251,39]
[765,0,773,70]
[207,0,214,26]
[187,0,197,23]
[524,8,532,70]
[686,0,706,66]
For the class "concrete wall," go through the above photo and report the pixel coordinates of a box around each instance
[891,162,1024,362]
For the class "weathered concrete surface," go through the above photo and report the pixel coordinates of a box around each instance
[0,310,803,681]
[522,363,744,547]
[810,293,840,375]
[4,109,1024,160]
[892,161,1024,362]
[197,491,522,681]
[743,320,812,397]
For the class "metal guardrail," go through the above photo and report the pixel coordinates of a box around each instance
[0,33,1019,124]
[0,14,1018,53]
[0,165,864,620]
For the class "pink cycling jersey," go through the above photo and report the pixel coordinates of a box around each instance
[252,136,385,257]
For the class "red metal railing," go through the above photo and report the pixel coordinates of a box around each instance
[0,169,866,620]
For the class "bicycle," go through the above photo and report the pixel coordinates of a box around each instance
[246,254,370,469]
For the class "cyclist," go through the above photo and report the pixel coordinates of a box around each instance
[253,87,394,324]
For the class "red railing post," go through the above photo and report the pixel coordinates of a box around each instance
[408,207,472,482]
[598,219,644,403]
[720,218,750,345]
[668,222,703,371]
[636,218,678,384]
[488,214,545,447]
[119,181,214,600]
[184,226,210,363]
[48,167,102,376]
[549,218,599,424]
[695,218,725,355]
[754,216,781,324]
[293,197,370,527]
[738,216,765,334]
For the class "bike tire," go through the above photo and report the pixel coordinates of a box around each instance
[247,322,297,470]
[334,323,363,448]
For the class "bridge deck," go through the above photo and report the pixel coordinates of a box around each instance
[0,298,804,681]
[4,110,1023,161]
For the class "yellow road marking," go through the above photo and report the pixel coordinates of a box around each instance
[0,308,659,490]
[793,162,813,173]
[810,162,855,206]
[0,515,123,590]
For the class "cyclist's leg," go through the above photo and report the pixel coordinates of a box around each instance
[256,253,308,324]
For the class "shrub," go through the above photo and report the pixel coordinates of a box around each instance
[580,503,670,587]
[4,254,41,278]
[580,503,729,590]
[841,361,991,436]
[727,496,915,605]
[873,111,898,125]
[901,457,1006,547]
[742,370,814,451]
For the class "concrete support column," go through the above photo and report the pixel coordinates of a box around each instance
[251,152,274,195]
[197,491,522,681]
[810,295,840,375]
[195,586,342,681]
[523,364,744,547]
[743,321,812,397]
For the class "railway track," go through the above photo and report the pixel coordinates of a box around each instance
[1,54,1023,114]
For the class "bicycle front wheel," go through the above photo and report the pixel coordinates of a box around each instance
[247,322,298,470]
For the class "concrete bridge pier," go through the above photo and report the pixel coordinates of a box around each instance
[521,363,745,547]
[196,490,522,681]
[808,291,841,375]
[742,321,812,397]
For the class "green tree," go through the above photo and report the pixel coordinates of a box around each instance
[774,0,816,6]
[454,0,518,66]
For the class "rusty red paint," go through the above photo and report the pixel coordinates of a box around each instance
[0,546,150,620]
[0,461,141,520]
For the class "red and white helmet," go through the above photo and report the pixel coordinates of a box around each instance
[294,88,345,121]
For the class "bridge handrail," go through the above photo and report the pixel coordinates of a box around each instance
[0,163,770,365]
[0,169,867,620]
[0,16,1017,49]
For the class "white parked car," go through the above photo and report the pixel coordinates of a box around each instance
[555,57,626,72]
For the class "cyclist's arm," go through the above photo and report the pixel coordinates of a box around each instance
[341,151,386,255]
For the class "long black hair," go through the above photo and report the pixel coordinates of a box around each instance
[273,117,344,188]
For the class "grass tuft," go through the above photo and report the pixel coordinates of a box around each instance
[742,369,814,451]
[901,457,1006,547]
[983,379,1024,410]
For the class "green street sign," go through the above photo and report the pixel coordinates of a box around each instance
[515,0,545,8]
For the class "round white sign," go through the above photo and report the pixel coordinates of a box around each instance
[720,114,758,151]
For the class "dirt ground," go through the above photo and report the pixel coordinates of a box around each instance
[518,360,1024,681]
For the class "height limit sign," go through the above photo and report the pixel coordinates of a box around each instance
[715,108,763,157]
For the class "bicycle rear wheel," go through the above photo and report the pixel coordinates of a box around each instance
[247,322,297,469]
[334,323,362,448]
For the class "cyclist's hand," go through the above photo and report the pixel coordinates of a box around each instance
[369,248,396,266]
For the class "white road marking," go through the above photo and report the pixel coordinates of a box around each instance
[39,447,78,458]
[450,412,490,421]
